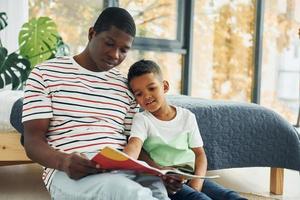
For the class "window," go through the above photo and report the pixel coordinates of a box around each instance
[28,0,185,94]
[192,0,256,102]
[29,0,104,54]
[260,0,300,124]
[119,0,178,40]
[24,0,300,125]
[117,0,186,95]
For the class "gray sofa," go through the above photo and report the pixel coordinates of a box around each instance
[9,95,300,194]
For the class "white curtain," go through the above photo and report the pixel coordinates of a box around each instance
[0,1,28,128]
[0,0,28,53]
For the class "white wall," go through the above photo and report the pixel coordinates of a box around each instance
[0,0,28,53]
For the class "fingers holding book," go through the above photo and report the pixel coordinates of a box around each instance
[162,174,186,195]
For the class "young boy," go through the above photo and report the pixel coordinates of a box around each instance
[123,59,247,200]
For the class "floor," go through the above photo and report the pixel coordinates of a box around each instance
[208,168,300,200]
[0,164,299,200]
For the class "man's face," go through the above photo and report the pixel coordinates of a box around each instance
[87,25,134,72]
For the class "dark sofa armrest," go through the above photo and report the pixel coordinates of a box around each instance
[10,97,24,145]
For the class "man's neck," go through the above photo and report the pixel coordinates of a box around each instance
[73,51,101,72]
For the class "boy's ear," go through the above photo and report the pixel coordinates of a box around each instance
[163,80,169,93]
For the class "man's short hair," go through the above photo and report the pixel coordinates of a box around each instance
[128,59,163,85]
[93,7,136,37]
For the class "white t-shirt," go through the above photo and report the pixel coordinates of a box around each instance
[130,106,203,168]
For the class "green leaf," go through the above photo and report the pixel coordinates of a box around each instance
[0,47,31,89]
[0,12,8,31]
[0,47,8,68]
[19,16,59,68]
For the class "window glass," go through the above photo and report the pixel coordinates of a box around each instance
[192,0,256,102]
[119,0,177,40]
[28,0,104,54]
[118,50,183,94]
[260,0,300,124]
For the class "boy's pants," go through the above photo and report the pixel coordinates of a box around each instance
[170,179,248,200]
[50,170,170,200]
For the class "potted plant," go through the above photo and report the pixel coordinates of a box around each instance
[0,12,69,89]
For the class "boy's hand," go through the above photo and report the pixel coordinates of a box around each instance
[188,179,204,191]
[162,175,185,195]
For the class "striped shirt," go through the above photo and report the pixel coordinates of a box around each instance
[22,56,138,189]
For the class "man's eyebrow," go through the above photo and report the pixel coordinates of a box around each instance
[105,36,115,42]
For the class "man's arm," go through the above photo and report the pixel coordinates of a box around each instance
[24,119,98,180]
[188,147,207,191]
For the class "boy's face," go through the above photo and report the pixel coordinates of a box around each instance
[129,73,169,113]
[87,25,133,72]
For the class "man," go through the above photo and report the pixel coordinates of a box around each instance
[22,7,172,199]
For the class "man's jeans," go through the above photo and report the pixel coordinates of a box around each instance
[50,170,170,200]
[170,179,248,200]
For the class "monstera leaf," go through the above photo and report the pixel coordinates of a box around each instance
[0,12,8,31]
[19,16,59,68]
[0,47,31,89]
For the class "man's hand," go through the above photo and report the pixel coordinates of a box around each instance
[162,175,185,195]
[62,152,100,180]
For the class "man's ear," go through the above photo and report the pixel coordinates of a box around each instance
[163,80,169,93]
[88,27,96,41]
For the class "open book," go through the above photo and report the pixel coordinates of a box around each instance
[91,146,219,180]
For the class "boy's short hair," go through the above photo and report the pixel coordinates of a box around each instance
[93,7,136,37]
[128,59,163,84]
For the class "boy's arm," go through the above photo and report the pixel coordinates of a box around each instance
[138,149,165,169]
[123,137,143,159]
[188,147,207,191]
